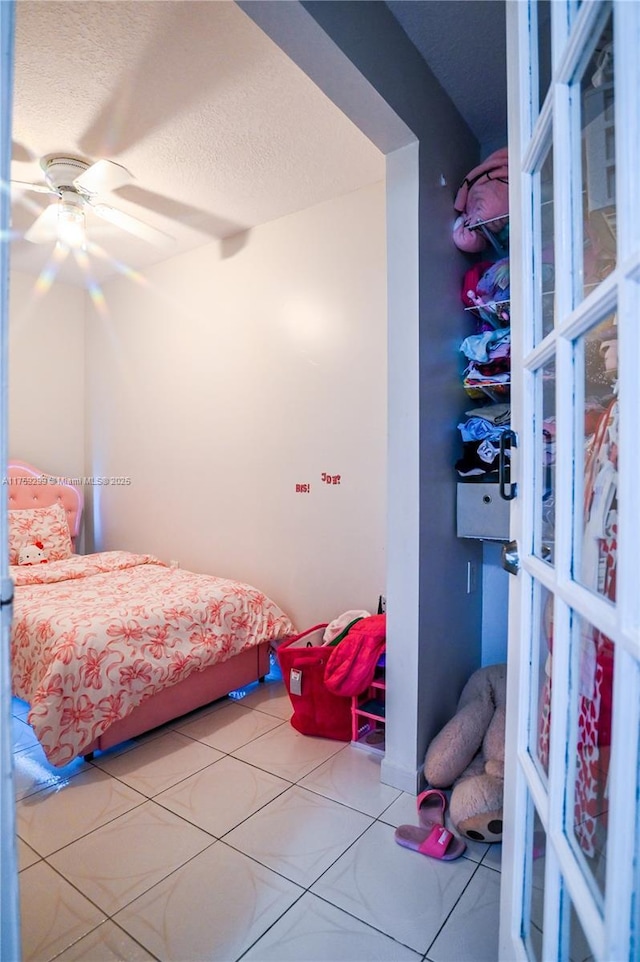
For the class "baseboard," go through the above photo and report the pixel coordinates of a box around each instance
[379,756,424,795]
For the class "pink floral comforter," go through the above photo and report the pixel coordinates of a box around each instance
[11,551,294,766]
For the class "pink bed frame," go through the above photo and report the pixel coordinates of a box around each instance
[8,460,271,758]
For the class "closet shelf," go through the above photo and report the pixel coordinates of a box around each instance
[464,298,510,313]
[468,213,509,231]
[467,214,509,256]
[464,385,511,402]
[351,659,386,756]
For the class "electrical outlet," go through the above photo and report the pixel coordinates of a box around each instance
[466,561,477,594]
[378,594,386,613]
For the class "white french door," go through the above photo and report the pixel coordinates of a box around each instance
[500,1,640,960]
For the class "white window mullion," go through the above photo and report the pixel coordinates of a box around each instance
[555,1,613,85]
[546,9,578,956]
[617,269,640,655]
[541,594,571,959]
[500,4,539,959]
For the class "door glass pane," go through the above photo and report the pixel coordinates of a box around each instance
[575,318,618,600]
[534,358,556,563]
[537,0,552,109]
[526,804,547,961]
[534,585,553,778]
[536,145,555,342]
[571,613,613,902]
[580,15,616,303]
[568,901,595,962]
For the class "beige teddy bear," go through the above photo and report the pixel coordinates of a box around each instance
[423,663,506,843]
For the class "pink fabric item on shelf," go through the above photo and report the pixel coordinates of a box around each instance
[324,614,386,697]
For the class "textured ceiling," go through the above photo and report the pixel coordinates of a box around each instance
[386,0,507,151]
[9,0,385,284]
[9,1,508,287]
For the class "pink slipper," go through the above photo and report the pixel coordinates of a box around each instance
[394,823,466,861]
[416,788,447,829]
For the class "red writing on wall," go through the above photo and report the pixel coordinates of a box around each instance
[295,483,311,493]
[321,473,341,485]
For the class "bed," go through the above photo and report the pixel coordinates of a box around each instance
[7,460,295,766]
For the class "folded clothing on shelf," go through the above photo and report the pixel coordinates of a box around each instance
[460,328,511,364]
[458,415,510,444]
[456,407,511,478]
[464,402,511,425]
[455,438,507,478]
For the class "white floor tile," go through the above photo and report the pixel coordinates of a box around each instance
[11,680,507,962]
[482,842,503,871]
[176,700,284,752]
[233,679,293,719]
[19,861,106,962]
[12,695,30,719]
[91,728,223,796]
[13,743,91,801]
[224,785,372,887]
[12,716,40,754]
[155,754,291,836]
[114,841,301,962]
[300,745,401,816]
[427,863,501,962]
[378,790,420,828]
[311,820,477,954]
[54,920,157,961]
[232,722,346,781]
[16,767,146,857]
[17,836,40,871]
[47,800,214,915]
[242,891,422,961]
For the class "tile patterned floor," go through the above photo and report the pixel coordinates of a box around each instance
[12,664,502,961]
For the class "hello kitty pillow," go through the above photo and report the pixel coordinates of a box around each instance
[9,503,73,565]
[18,541,49,565]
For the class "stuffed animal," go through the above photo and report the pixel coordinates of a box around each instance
[18,540,48,565]
[423,663,507,843]
[453,148,509,253]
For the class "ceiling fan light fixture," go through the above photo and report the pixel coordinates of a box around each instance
[57,195,86,250]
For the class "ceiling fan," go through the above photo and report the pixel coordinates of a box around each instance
[11,155,174,249]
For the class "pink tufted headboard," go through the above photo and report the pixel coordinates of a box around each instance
[7,461,84,550]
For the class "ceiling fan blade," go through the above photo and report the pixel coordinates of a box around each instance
[24,204,59,243]
[74,159,132,196]
[89,202,174,247]
[11,180,51,195]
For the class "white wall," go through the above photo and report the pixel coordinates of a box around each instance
[8,270,85,478]
[86,182,387,631]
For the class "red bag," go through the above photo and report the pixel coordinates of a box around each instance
[277,624,352,741]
